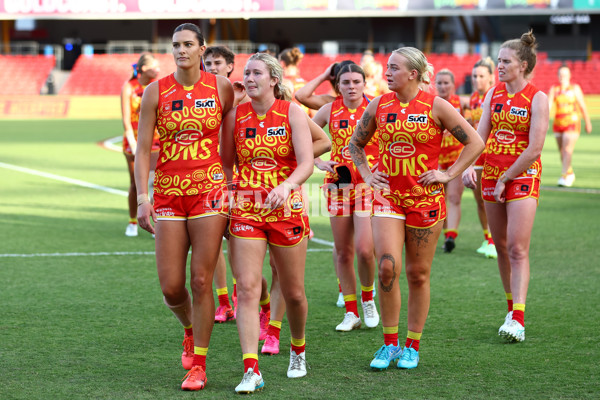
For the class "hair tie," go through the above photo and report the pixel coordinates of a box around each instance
[132,63,138,78]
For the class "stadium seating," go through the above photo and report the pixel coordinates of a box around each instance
[55,52,600,95]
[60,53,176,95]
[0,55,55,95]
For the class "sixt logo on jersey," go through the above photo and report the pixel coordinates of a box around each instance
[174,129,202,145]
[195,98,216,108]
[389,141,416,158]
[267,126,286,137]
[407,114,427,123]
[509,107,527,117]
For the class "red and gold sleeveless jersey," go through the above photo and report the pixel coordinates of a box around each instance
[469,91,486,129]
[550,84,579,130]
[375,90,445,207]
[154,71,225,196]
[328,95,379,183]
[483,82,542,180]
[438,94,464,166]
[127,77,159,143]
[232,99,304,222]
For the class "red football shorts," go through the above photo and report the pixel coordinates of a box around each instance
[323,183,373,217]
[481,177,540,203]
[372,193,446,229]
[153,189,228,220]
[229,215,310,247]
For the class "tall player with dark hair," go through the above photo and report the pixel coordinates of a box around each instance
[135,23,234,391]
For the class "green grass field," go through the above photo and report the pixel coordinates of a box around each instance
[1,120,599,399]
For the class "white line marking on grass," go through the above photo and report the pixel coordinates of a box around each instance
[310,237,335,247]
[0,161,128,197]
[99,136,123,153]
[540,186,600,195]
[0,248,332,258]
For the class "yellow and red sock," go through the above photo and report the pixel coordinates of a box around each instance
[242,353,259,373]
[291,337,305,354]
[337,278,342,294]
[513,303,525,326]
[361,285,374,302]
[260,293,271,313]
[184,324,193,337]
[506,292,513,312]
[216,287,231,307]
[266,320,282,339]
[129,218,137,224]
[193,346,208,369]
[344,294,359,317]
[232,278,237,298]
[484,229,494,245]
[445,229,458,240]
[405,330,422,351]
[383,326,398,346]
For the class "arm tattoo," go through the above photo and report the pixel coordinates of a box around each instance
[450,125,469,145]
[378,253,396,292]
[348,142,367,168]
[406,227,434,257]
[356,111,373,142]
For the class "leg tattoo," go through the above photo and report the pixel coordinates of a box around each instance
[379,253,396,292]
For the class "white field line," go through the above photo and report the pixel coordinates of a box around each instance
[1,247,332,258]
[100,136,123,153]
[0,161,128,197]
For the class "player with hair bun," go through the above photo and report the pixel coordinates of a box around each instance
[463,31,549,343]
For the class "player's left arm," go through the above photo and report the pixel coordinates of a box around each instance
[419,97,484,186]
[264,103,313,209]
[574,84,592,134]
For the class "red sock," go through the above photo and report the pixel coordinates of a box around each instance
[345,299,359,318]
[243,357,259,373]
[260,302,270,313]
[266,323,281,340]
[512,310,524,326]
[384,332,398,347]
[338,283,342,293]
[233,284,237,298]
[361,289,374,302]
[193,354,206,369]
[507,299,513,312]
[445,230,458,240]
[291,342,305,354]
[405,337,420,351]
[185,327,193,337]
[218,293,230,307]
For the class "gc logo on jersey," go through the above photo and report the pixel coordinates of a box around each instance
[495,130,516,145]
[174,129,202,145]
[251,156,277,171]
[389,141,416,158]
[195,98,216,109]
[267,126,286,137]
[509,106,527,117]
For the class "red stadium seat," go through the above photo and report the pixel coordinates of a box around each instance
[0,55,55,95]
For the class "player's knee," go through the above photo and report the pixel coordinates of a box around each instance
[189,273,211,295]
[406,266,428,288]
[378,255,396,286]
